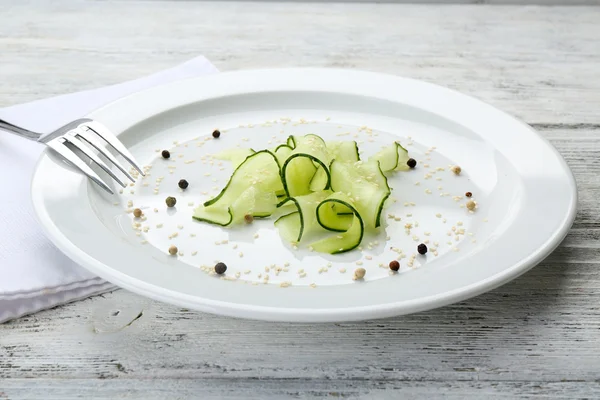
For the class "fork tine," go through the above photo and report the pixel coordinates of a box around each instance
[64,132,127,188]
[47,140,114,195]
[77,130,136,183]
[83,121,145,176]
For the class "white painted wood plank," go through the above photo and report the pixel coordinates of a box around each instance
[116,0,600,4]
[0,2,599,124]
[2,379,600,400]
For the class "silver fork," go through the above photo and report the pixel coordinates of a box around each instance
[0,118,144,194]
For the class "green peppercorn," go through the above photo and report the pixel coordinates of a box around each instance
[165,196,177,208]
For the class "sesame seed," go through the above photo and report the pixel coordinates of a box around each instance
[436,213,442,218]
[339,268,346,273]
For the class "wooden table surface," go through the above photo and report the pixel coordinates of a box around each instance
[2,1,600,399]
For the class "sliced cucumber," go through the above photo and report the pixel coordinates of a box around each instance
[309,165,329,192]
[194,150,283,226]
[274,212,301,243]
[193,133,411,254]
[327,140,360,162]
[286,135,296,149]
[330,160,390,229]
[230,186,278,223]
[394,142,410,171]
[370,145,398,172]
[311,192,364,254]
[204,150,282,208]
[274,144,293,167]
[281,135,331,196]
[273,191,330,243]
[192,206,233,226]
[282,155,318,197]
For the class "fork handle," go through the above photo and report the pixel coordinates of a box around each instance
[0,119,42,141]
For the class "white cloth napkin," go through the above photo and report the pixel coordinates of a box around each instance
[0,56,218,323]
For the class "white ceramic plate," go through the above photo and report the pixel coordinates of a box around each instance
[31,69,577,322]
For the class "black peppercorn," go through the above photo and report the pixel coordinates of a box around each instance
[212,129,221,138]
[465,191,472,198]
[389,260,400,271]
[165,196,177,208]
[417,243,428,255]
[178,179,189,189]
[407,158,417,169]
[161,150,171,159]
[215,262,227,275]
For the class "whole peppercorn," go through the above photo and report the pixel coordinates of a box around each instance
[212,129,221,139]
[465,191,473,198]
[389,260,400,271]
[407,158,417,169]
[178,179,189,189]
[417,243,428,255]
[214,262,227,275]
[353,267,366,280]
[133,208,143,218]
[466,200,477,211]
[165,196,177,208]
[244,214,254,224]
[161,150,171,159]
[168,245,178,255]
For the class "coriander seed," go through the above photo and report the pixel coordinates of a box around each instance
[133,208,143,218]
[389,260,400,271]
[450,165,462,175]
[215,262,227,275]
[417,243,428,255]
[168,245,178,255]
[161,150,171,159]
[407,158,417,169]
[178,179,189,189]
[166,196,177,208]
[212,129,221,138]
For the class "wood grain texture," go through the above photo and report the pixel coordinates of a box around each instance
[1,1,600,399]
[1,1,600,125]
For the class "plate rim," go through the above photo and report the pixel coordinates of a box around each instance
[31,68,578,322]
